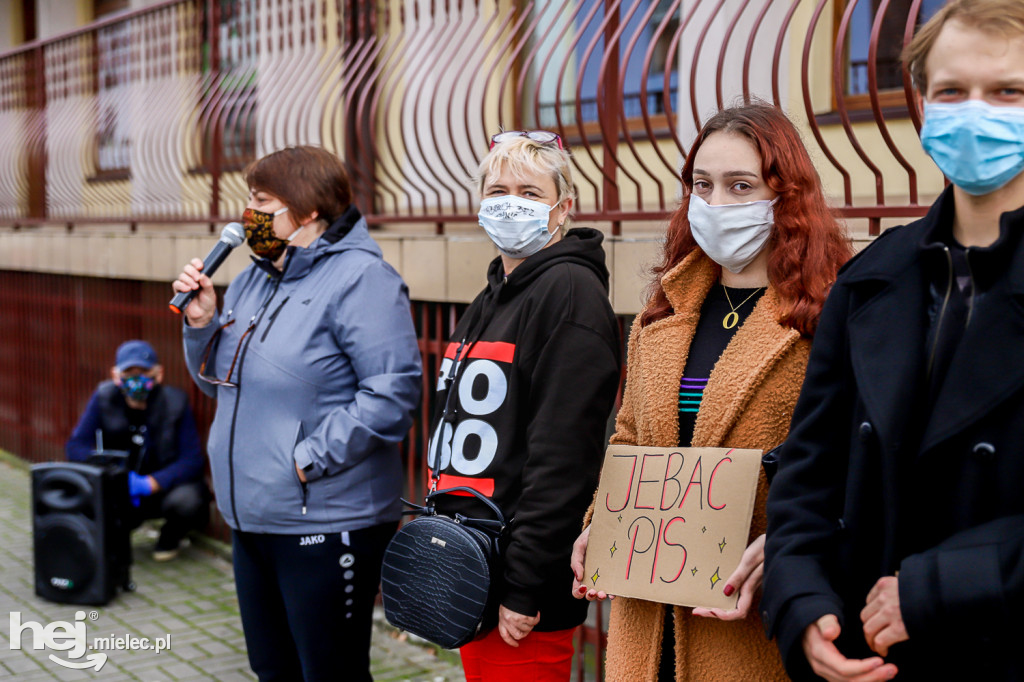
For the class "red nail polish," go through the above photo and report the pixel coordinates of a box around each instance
[723,584,735,597]
[577,585,587,594]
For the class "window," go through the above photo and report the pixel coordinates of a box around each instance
[530,0,679,133]
[201,0,257,171]
[96,21,131,174]
[839,0,944,109]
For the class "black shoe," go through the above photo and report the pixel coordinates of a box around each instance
[153,533,182,562]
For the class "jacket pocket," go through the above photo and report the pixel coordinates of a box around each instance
[291,421,309,515]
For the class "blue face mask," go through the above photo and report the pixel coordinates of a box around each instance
[920,100,1024,196]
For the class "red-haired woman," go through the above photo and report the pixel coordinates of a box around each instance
[569,104,852,681]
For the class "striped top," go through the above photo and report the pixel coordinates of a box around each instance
[677,284,764,445]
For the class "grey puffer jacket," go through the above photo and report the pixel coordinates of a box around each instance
[184,206,422,534]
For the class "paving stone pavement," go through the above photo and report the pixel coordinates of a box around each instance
[0,458,465,681]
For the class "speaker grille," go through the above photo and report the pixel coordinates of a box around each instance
[35,513,98,595]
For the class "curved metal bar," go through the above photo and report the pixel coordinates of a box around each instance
[688,0,728,125]
[800,0,852,205]
[552,0,604,210]
[494,1,538,135]
[567,0,625,207]
[902,0,924,132]
[594,0,645,209]
[393,0,456,214]
[619,0,681,210]
[663,0,702,159]
[474,3,527,142]
[635,0,684,183]
[446,0,500,186]
[354,0,403,213]
[371,0,426,214]
[866,0,918,206]
[714,0,755,109]
[742,0,780,103]
[377,0,434,213]
[770,0,803,108]
[832,0,885,205]
[412,0,466,212]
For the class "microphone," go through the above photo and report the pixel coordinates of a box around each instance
[169,222,246,314]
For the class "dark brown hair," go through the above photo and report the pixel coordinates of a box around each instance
[641,104,853,337]
[244,146,352,225]
[903,0,1024,93]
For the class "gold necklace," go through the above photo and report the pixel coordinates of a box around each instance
[721,284,765,329]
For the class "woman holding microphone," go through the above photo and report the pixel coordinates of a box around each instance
[172,145,421,682]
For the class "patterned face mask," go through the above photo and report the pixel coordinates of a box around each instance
[242,206,301,260]
[120,374,155,403]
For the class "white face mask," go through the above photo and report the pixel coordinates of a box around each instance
[478,195,558,259]
[687,194,775,274]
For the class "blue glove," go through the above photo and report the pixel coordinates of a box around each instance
[127,471,153,508]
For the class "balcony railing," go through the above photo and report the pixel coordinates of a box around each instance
[0,0,939,237]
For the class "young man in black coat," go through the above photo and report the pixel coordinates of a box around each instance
[67,340,209,561]
[763,1,1024,680]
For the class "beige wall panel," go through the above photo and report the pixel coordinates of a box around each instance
[121,235,151,279]
[9,233,33,270]
[1,0,21,49]
[149,236,179,282]
[0,234,12,269]
[65,233,89,275]
[49,233,71,273]
[446,238,494,304]
[36,0,90,40]
[375,236,403,278]
[401,238,447,302]
[219,248,252,283]
[35,233,58,273]
[175,236,207,285]
[612,239,660,315]
[79,235,110,276]
[105,234,131,278]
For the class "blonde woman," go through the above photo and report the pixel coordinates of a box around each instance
[426,132,621,680]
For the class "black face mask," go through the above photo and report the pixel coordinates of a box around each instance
[120,374,155,403]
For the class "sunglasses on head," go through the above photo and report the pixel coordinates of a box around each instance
[490,130,563,150]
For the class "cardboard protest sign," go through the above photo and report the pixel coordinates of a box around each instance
[583,445,762,610]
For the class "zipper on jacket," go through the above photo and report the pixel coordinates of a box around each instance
[926,246,953,382]
[259,296,290,343]
[963,248,976,328]
[297,470,309,515]
[226,277,284,530]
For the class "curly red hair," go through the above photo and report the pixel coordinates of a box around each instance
[640,104,852,337]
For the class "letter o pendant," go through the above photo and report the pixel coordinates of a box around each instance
[722,312,739,329]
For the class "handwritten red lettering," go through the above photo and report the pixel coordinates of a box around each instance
[634,454,663,510]
[707,452,733,511]
[606,454,638,513]
[660,451,685,510]
[660,516,688,584]
[625,517,656,581]
[677,456,704,511]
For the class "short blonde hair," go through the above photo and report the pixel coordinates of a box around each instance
[903,0,1024,92]
[476,136,577,231]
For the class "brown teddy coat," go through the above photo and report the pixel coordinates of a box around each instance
[596,251,808,681]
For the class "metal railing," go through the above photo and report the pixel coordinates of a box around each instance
[0,0,940,236]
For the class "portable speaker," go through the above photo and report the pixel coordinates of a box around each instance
[31,462,132,605]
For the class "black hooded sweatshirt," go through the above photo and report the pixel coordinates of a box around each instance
[430,227,622,632]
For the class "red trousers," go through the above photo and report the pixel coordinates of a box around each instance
[460,626,576,681]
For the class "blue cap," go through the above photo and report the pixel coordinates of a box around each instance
[115,340,158,372]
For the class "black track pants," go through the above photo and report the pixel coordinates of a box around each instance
[231,522,397,682]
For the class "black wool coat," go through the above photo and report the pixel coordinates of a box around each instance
[764,187,1024,681]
